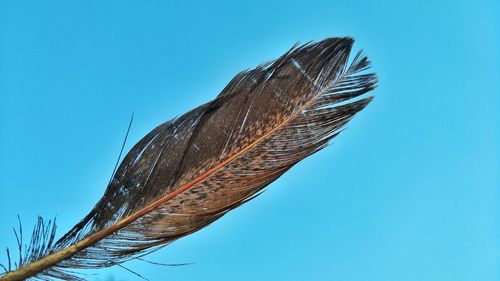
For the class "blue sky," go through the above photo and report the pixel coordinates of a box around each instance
[0,1,498,280]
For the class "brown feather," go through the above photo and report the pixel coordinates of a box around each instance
[0,37,377,281]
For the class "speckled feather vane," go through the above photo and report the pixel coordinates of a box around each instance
[0,37,377,281]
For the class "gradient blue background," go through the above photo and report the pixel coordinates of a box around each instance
[0,1,498,280]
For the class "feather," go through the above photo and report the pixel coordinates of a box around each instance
[0,37,377,281]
